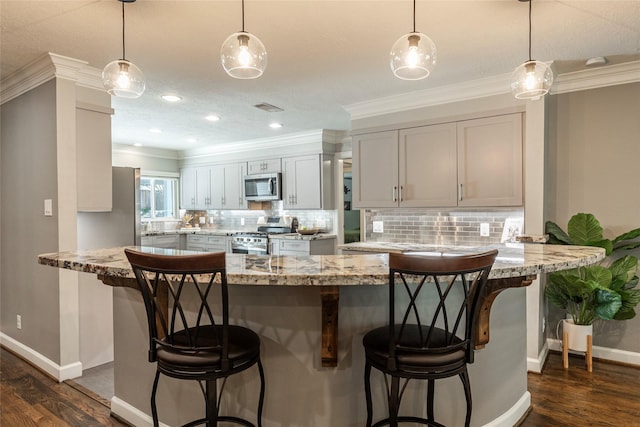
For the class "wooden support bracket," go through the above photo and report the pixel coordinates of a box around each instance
[474,275,536,349]
[320,286,340,367]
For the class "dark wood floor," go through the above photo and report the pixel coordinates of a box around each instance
[521,352,640,427]
[2,346,640,426]
[1,347,128,426]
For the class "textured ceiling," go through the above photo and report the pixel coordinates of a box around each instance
[2,1,639,152]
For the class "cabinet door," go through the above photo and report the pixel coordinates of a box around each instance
[457,114,523,207]
[195,166,211,209]
[77,106,112,211]
[210,163,247,210]
[209,165,224,209]
[180,167,197,209]
[224,162,247,210]
[247,158,281,174]
[352,131,399,208]
[283,155,322,209]
[399,123,458,207]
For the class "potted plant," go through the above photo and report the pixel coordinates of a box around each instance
[545,212,640,256]
[545,213,640,354]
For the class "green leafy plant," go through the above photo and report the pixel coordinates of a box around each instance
[545,212,640,256]
[546,256,640,325]
[545,213,640,324]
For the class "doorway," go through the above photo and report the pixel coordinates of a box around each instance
[342,160,361,243]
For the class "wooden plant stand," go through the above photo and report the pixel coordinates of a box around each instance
[562,330,593,372]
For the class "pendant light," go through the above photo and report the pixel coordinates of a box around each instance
[511,0,553,100]
[102,0,145,98]
[390,0,437,80]
[220,0,267,79]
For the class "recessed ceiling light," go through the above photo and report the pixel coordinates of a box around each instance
[133,143,143,147]
[149,128,162,133]
[161,95,182,102]
[187,138,197,143]
[205,115,221,122]
[269,123,283,129]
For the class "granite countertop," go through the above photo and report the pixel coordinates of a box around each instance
[142,229,242,237]
[268,233,337,241]
[38,243,605,286]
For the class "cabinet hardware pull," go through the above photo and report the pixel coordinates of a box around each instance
[459,183,463,201]
[392,186,397,202]
[399,185,403,202]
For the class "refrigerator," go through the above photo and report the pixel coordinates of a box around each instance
[76,167,141,370]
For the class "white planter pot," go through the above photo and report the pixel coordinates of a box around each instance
[563,319,593,352]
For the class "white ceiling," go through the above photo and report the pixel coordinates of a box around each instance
[2,1,639,152]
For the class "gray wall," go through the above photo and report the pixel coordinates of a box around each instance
[545,82,640,352]
[1,80,62,362]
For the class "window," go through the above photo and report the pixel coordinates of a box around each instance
[140,176,178,219]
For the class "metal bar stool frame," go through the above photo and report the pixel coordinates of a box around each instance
[363,250,498,427]
[125,248,265,427]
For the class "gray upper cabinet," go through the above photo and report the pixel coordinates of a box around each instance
[399,123,458,207]
[210,162,247,210]
[247,158,281,174]
[76,104,113,212]
[282,154,334,210]
[353,113,523,208]
[352,131,399,208]
[457,114,523,207]
[181,163,247,210]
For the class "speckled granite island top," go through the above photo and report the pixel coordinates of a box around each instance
[37,243,605,367]
[38,243,605,285]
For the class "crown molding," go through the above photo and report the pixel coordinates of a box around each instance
[345,73,513,121]
[181,129,344,160]
[345,60,640,120]
[551,60,640,94]
[112,143,180,161]
[1,52,105,105]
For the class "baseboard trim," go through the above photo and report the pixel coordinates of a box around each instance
[547,338,640,366]
[482,391,531,427]
[527,341,549,373]
[0,333,82,381]
[111,396,170,427]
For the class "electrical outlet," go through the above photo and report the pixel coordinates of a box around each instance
[542,316,546,333]
[240,217,245,226]
[480,223,490,237]
[16,315,22,330]
[373,221,384,233]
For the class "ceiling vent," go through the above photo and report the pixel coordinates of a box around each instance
[254,103,284,112]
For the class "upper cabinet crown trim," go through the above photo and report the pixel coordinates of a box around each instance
[1,53,105,105]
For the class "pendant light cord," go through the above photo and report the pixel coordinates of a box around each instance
[121,0,126,60]
[241,0,245,32]
[412,0,416,33]
[528,0,532,61]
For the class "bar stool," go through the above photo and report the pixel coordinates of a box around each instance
[362,250,498,427]
[125,248,265,427]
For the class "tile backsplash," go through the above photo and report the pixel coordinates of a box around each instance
[364,208,524,246]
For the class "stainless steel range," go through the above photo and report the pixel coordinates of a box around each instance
[231,216,295,255]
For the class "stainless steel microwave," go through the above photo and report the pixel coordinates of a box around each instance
[243,173,282,201]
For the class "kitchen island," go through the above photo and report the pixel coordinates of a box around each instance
[38,244,603,427]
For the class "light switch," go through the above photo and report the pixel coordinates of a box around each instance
[372,221,384,233]
[44,199,53,216]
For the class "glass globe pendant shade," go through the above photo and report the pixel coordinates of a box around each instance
[220,31,267,79]
[390,32,437,80]
[102,59,146,98]
[510,60,553,100]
